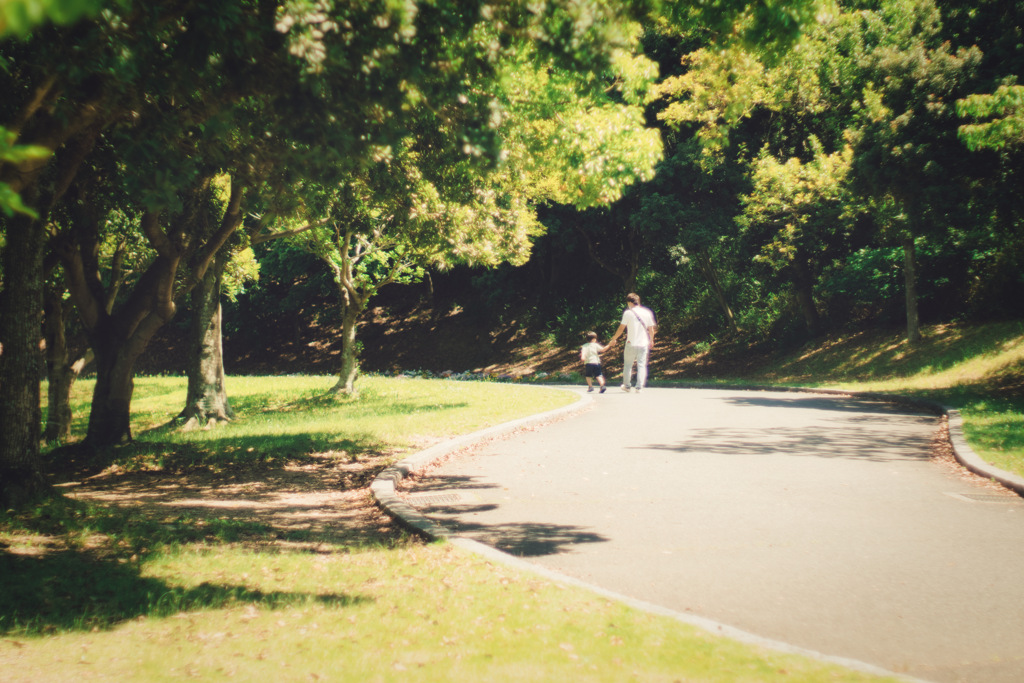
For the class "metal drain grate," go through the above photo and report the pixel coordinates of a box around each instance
[945,492,1023,504]
[406,492,467,507]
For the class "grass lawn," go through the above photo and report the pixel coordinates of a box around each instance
[1,375,895,682]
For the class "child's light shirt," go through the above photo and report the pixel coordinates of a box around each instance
[581,341,603,365]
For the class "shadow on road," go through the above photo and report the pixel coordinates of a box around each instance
[438,518,609,557]
[639,423,935,462]
[721,394,936,416]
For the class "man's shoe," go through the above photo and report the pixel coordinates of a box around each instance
[587,387,594,392]
[621,385,630,392]
[599,386,606,393]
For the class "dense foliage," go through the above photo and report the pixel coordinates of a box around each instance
[415,0,1023,348]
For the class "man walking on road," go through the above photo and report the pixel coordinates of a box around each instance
[608,292,657,392]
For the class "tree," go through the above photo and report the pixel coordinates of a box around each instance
[957,84,1024,151]
[850,15,983,341]
[738,141,859,335]
[177,218,261,431]
[629,137,750,337]
[290,118,554,394]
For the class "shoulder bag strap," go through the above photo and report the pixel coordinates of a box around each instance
[629,308,653,343]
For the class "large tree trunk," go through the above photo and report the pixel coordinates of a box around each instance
[178,252,234,430]
[0,117,102,504]
[61,181,246,447]
[85,310,168,446]
[0,212,50,507]
[43,283,78,443]
[791,254,822,336]
[87,336,139,446]
[693,247,739,337]
[903,233,922,344]
[78,259,178,447]
[331,305,362,395]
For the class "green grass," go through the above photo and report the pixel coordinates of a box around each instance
[1,374,895,682]
[51,374,576,470]
[1,543,887,683]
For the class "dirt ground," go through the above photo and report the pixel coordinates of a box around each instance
[57,454,409,553]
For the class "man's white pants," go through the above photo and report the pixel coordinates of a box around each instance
[623,344,650,389]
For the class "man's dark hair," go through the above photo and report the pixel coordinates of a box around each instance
[626,293,641,306]
[586,331,598,341]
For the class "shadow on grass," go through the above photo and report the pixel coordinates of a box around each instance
[45,432,385,480]
[46,386,473,479]
[0,485,396,637]
[117,434,374,471]
[228,391,471,421]
[0,549,369,636]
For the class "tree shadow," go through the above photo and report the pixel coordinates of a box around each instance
[403,474,608,557]
[640,422,935,463]
[46,433,393,481]
[622,393,937,463]
[438,517,608,558]
[0,549,370,636]
[721,393,938,416]
[404,474,502,494]
[46,388,473,479]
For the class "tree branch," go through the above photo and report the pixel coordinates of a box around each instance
[140,209,173,258]
[250,215,331,245]
[190,180,246,283]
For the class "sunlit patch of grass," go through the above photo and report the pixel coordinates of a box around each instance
[0,543,895,682]
[47,375,576,472]
[957,396,1024,477]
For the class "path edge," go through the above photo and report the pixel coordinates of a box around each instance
[370,386,594,541]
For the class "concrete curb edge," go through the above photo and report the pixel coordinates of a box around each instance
[945,408,1024,496]
[370,386,594,541]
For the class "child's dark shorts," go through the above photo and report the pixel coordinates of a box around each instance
[584,363,604,379]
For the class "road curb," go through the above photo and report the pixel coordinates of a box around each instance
[944,408,1024,496]
[370,387,594,541]
[368,383,962,682]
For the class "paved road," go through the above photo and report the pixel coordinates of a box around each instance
[403,387,1024,683]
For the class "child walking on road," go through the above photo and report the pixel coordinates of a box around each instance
[580,331,610,393]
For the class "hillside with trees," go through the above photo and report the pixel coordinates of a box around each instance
[3,0,1023,507]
